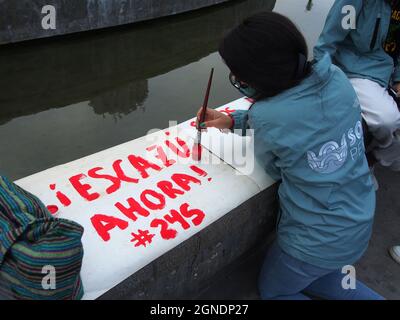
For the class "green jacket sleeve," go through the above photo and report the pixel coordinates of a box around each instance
[231,110,281,180]
[257,127,282,181]
[262,150,282,182]
[231,110,250,136]
[314,0,363,60]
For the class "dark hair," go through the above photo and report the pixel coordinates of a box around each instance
[219,11,311,100]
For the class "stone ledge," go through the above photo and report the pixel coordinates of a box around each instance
[98,184,278,299]
[0,0,231,44]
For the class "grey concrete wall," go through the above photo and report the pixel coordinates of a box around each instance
[0,0,232,44]
[99,184,279,300]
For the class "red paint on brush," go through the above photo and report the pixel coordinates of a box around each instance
[192,143,202,161]
[193,68,214,162]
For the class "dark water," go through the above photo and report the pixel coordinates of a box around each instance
[0,0,333,180]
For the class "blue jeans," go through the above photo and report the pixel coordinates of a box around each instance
[258,241,384,300]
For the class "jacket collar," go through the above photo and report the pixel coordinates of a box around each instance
[255,53,333,105]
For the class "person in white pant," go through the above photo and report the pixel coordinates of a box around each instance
[314,0,400,265]
[350,79,400,171]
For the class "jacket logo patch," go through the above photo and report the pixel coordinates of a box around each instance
[307,134,348,174]
[306,120,364,174]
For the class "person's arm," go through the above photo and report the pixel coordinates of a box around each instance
[196,108,250,136]
[262,150,281,182]
[231,111,282,179]
[313,0,363,60]
[197,107,282,179]
[254,125,282,181]
[230,110,250,136]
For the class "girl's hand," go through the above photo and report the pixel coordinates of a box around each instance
[196,107,233,130]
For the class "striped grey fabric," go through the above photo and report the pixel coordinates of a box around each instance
[0,176,84,300]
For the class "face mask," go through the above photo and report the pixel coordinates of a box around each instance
[238,85,258,98]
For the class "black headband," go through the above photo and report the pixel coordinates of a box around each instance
[295,53,309,79]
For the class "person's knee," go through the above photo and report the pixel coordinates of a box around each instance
[377,106,400,132]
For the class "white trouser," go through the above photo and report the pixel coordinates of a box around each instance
[350,78,400,171]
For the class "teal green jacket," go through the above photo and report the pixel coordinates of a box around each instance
[314,0,399,88]
[231,54,376,269]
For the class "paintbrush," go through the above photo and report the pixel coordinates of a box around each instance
[192,68,214,161]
